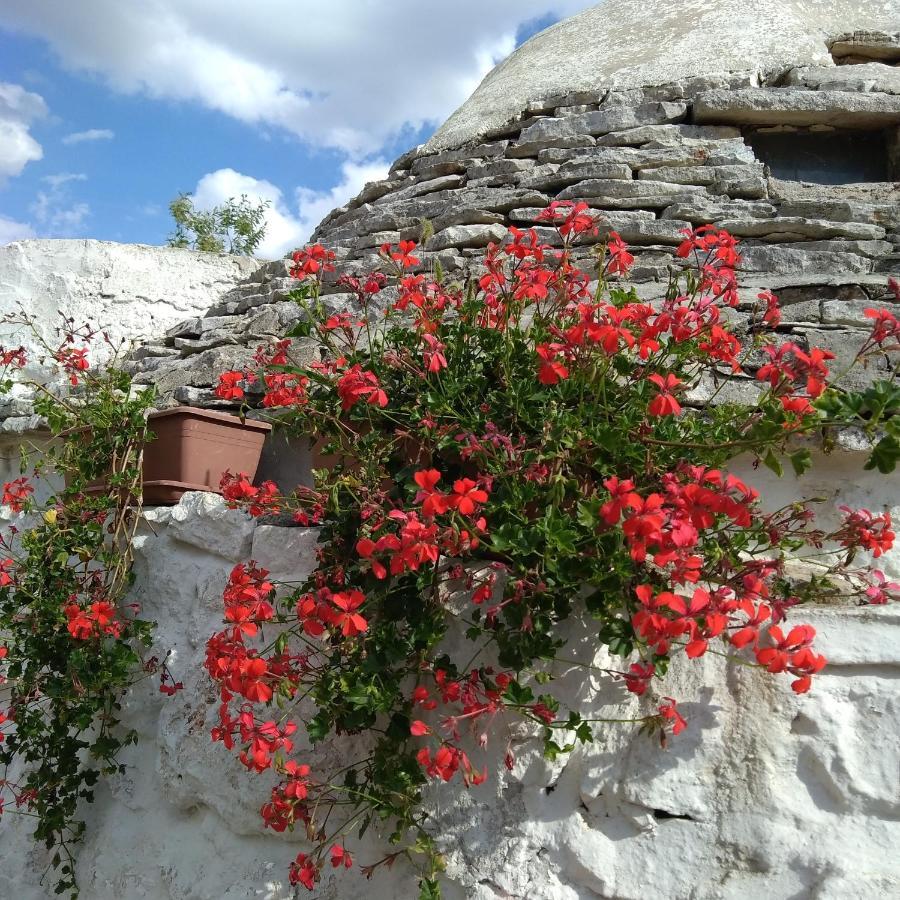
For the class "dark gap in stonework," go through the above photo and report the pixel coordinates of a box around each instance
[746,129,893,184]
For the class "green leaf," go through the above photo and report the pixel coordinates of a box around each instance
[865,434,900,474]
[789,448,812,477]
[762,449,783,477]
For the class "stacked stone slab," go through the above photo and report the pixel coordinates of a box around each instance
[124,29,900,409]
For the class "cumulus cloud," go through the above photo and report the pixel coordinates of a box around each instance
[0,1,594,155]
[0,81,46,181]
[0,215,36,244]
[62,127,114,144]
[190,160,389,258]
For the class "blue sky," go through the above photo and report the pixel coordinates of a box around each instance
[0,2,593,256]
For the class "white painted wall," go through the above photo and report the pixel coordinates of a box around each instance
[0,239,258,377]
[1,449,897,899]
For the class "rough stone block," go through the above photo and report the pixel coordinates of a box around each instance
[714,217,887,241]
[739,246,874,275]
[518,161,633,190]
[639,163,767,198]
[507,134,596,158]
[373,174,464,205]
[596,124,742,146]
[426,224,509,251]
[694,89,900,128]
[557,179,706,207]
[168,492,255,560]
[786,63,900,96]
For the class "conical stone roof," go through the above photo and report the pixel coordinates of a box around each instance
[429,0,900,151]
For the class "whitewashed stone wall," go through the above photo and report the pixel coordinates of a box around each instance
[1,447,898,900]
[0,240,261,485]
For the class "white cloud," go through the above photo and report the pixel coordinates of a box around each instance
[190,160,389,257]
[0,81,46,181]
[0,215,36,244]
[41,172,87,189]
[30,173,90,235]
[61,127,114,145]
[0,2,595,156]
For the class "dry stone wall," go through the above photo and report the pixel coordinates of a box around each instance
[121,42,900,411]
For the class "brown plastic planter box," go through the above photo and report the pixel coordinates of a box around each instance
[140,407,272,504]
[77,407,272,505]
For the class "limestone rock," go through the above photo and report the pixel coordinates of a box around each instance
[786,63,900,95]
[427,0,900,150]
[426,224,508,251]
[694,88,900,128]
[557,178,707,207]
[715,216,888,241]
[518,160,632,190]
[168,491,255,560]
[639,163,768,198]
[595,123,743,146]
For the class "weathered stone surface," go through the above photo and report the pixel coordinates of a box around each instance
[372,173,464,205]
[0,240,259,378]
[426,224,508,251]
[353,229,401,250]
[775,238,894,258]
[768,179,900,209]
[168,491,255,560]
[430,209,507,232]
[409,142,509,176]
[428,0,900,150]
[354,178,403,206]
[516,101,688,146]
[830,29,900,63]
[518,160,633,190]
[739,245,874,275]
[714,216,888,241]
[596,123,743,146]
[694,88,900,128]
[640,163,768,198]
[661,197,778,222]
[506,133,596,158]
[538,145,691,168]
[508,207,656,227]
[786,63,900,95]
[776,199,900,229]
[557,178,707,207]
[465,158,535,181]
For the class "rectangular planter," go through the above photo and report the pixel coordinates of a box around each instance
[77,407,272,505]
[141,408,272,504]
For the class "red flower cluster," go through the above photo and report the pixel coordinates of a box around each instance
[2,477,33,512]
[201,221,900,896]
[295,586,369,637]
[837,506,895,557]
[223,563,274,639]
[64,600,122,640]
[355,471,489,579]
[336,364,388,411]
[220,471,282,517]
[290,244,336,279]
[54,347,89,385]
[215,370,252,401]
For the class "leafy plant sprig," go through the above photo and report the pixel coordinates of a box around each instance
[0,311,180,896]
